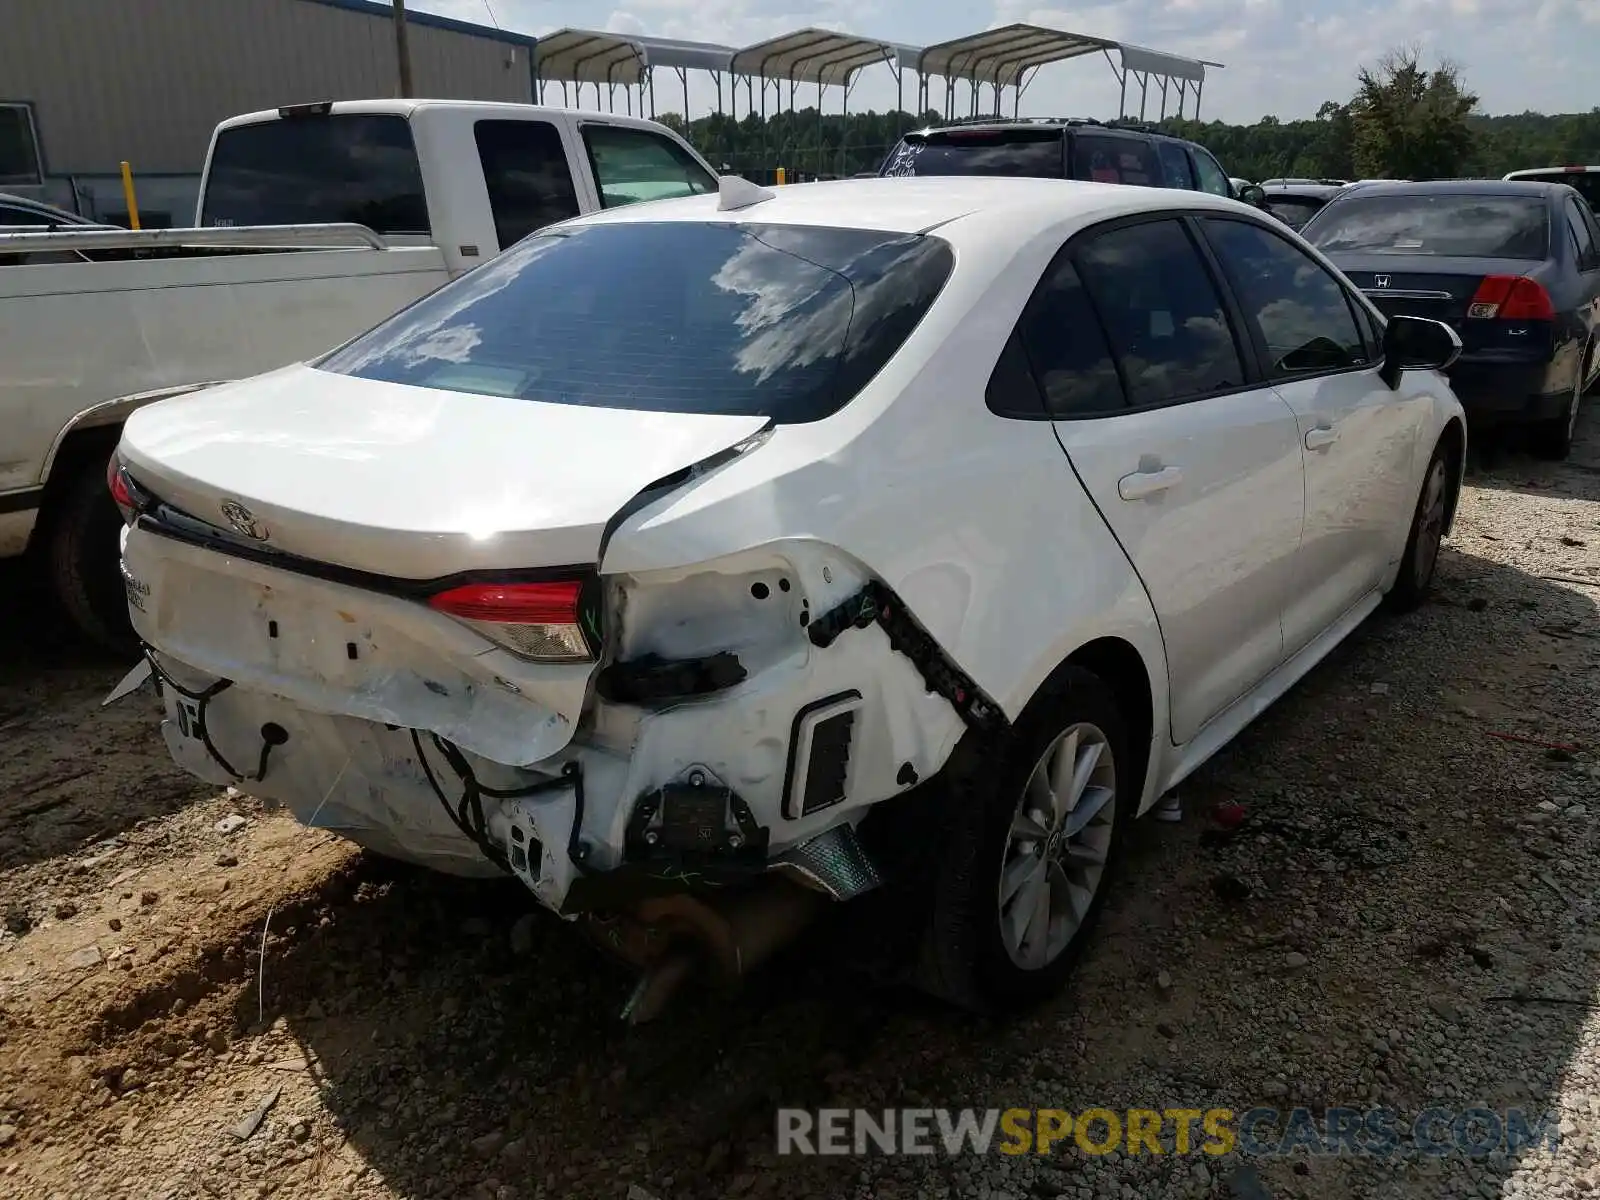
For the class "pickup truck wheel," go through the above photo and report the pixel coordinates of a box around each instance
[915,666,1132,1013]
[46,456,133,652]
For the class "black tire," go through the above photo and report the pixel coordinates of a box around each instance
[1385,440,1452,614]
[1531,350,1587,462]
[45,455,134,652]
[914,666,1134,1014]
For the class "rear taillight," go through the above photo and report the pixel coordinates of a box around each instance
[1467,275,1554,321]
[106,457,136,524]
[428,580,593,663]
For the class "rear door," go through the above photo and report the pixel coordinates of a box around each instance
[1198,215,1425,653]
[1020,214,1305,744]
[1560,195,1600,374]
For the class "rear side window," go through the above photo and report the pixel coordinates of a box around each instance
[1565,197,1597,269]
[1306,194,1549,259]
[1071,135,1158,186]
[1073,219,1245,407]
[318,221,954,424]
[1014,257,1125,416]
[474,120,581,249]
[1156,141,1194,190]
[882,129,1064,178]
[200,114,429,234]
[581,123,716,208]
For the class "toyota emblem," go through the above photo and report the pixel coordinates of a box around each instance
[219,499,269,541]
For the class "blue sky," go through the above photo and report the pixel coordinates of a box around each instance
[413,0,1599,123]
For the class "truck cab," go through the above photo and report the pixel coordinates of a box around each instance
[198,99,719,276]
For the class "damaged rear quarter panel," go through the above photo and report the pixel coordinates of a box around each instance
[599,229,1172,809]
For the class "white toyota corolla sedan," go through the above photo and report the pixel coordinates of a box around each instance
[109,174,1466,1018]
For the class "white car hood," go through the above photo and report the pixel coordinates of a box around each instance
[118,364,770,579]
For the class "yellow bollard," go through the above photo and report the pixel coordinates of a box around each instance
[775,166,786,186]
[119,161,141,230]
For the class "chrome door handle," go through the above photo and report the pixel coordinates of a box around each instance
[1305,425,1339,451]
[1117,465,1184,501]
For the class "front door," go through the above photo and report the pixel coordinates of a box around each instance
[1020,216,1306,744]
[1197,215,1426,654]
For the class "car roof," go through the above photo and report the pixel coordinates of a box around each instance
[905,118,1189,145]
[1263,184,1342,199]
[214,99,680,138]
[0,192,97,222]
[560,175,1252,243]
[1506,166,1600,177]
[1331,179,1566,200]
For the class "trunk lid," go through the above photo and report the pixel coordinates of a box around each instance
[118,363,770,579]
[1329,254,1557,357]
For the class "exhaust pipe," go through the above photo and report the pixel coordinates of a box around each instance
[597,878,826,1024]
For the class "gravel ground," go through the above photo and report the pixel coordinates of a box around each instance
[0,412,1596,1200]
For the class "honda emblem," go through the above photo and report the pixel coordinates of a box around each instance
[1374,274,1391,289]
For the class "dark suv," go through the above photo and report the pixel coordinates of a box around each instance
[878,117,1263,204]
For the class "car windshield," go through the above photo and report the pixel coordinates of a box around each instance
[1305,194,1549,259]
[1510,171,1600,210]
[317,221,954,423]
[881,129,1064,178]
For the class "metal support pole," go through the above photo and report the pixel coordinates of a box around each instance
[392,0,414,98]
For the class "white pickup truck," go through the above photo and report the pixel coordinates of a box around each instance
[0,98,719,644]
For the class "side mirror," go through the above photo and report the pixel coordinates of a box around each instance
[1378,314,1462,389]
[1236,183,1267,207]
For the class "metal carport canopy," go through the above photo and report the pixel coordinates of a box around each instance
[534,29,737,85]
[917,23,1114,88]
[729,28,896,87]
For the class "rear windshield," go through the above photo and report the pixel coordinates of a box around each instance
[1305,194,1549,259]
[1263,197,1325,227]
[317,221,954,423]
[1510,171,1600,209]
[200,114,429,234]
[881,129,1064,178]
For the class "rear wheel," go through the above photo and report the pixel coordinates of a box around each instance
[1531,348,1587,462]
[915,667,1133,1013]
[1385,442,1451,613]
[46,455,133,652]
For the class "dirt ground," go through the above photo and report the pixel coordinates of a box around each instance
[1,415,1598,1200]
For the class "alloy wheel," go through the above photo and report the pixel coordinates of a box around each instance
[997,722,1117,969]
[1413,457,1448,589]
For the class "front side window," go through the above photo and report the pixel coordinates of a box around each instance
[0,104,42,186]
[1071,135,1159,187]
[1014,256,1126,416]
[1202,217,1371,377]
[580,124,716,209]
[474,119,580,249]
[1306,194,1549,259]
[1073,218,1245,406]
[318,221,954,424]
[1191,148,1232,197]
[200,114,428,234]
[1156,141,1195,190]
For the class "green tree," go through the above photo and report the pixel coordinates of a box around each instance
[1347,46,1478,179]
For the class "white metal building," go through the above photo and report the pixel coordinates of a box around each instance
[0,0,537,224]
